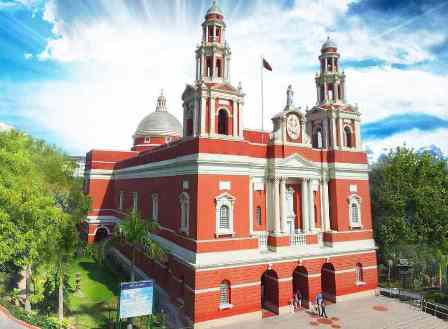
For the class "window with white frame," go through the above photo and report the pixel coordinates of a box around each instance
[144,136,150,143]
[355,263,364,284]
[118,191,124,210]
[152,193,159,221]
[348,195,362,228]
[179,192,190,233]
[132,192,138,212]
[215,192,235,235]
[219,280,231,309]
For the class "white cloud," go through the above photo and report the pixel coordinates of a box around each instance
[0,122,14,132]
[5,0,447,155]
[364,128,448,161]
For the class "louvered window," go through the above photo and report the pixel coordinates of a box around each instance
[220,205,230,229]
[351,203,359,223]
[256,206,262,225]
[219,281,230,306]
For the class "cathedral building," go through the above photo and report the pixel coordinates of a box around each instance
[82,2,377,328]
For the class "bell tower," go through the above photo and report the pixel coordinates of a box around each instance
[182,1,244,139]
[195,0,231,83]
[315,37,346,104]
[306,37,362,151]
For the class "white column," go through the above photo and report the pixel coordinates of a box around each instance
[308,178,315,231]
[280,177,286,233]
[316,83,321,104]
[238,101,243,137]
[193,100,198,136]
[233,100,238,137]
[322,118,329,149]
[355,120,362,150]
[323,178,331,231]
[331,117,337,149]
[324,83,328,102]
[273,177,280,234]
[301,178,309,232]
[338,118,344,149]
[249,177,253,235]
[210,96,215,135]
[200,97,206,135]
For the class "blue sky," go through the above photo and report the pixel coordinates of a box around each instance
[0,0,447,160]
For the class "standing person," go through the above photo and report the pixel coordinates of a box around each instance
[315,292,323,317]
[296,289,302,310]
[321,298,328,318]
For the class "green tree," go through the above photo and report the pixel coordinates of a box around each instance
[0,131,90,313]
[370,147,448,287]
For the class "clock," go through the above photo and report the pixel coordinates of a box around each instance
[286,114,300,140]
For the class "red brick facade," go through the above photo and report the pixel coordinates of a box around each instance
[82,3,378,328]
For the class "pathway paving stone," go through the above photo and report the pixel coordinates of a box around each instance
[217,296,448,329]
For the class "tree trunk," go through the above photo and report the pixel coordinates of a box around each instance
[25,264,31,313]
[131,247,136,282]
[58,273,64,321]
[440,263,443,291]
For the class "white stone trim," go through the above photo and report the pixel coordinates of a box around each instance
[85,153,370,181]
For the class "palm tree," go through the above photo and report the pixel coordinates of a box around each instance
[116,210,165,281]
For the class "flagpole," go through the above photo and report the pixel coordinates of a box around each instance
[261,55,264,131]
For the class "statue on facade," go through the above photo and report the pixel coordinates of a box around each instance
[286,84,294,108]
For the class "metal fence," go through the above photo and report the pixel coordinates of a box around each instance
[379,287,448,320]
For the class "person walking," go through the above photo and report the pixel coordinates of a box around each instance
[320,298,328,318]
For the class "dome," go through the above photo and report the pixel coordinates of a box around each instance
[321,36,337,50]
[206,0,223,17]
[134,91,182,137]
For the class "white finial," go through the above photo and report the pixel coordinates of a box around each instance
[156,90,167,112]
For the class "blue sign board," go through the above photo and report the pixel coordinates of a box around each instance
[119,280,154,319]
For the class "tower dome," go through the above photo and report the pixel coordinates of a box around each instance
[132,91,182,152]
[321,36,337,52]
[205,0,224,20]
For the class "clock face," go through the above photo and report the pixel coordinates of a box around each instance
[286,114,300,140]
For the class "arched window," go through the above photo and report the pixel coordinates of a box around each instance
[219,280,231,308]
[313,126,323,149]
[179,192,190,234]
[355,263,364,283]
[344,126,353,148]
[348,195,362,228]
[218,109,229,135]
[256,206,262,226]
[215,192,235,235]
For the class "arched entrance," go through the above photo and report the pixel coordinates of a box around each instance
[321,263,336,302]
[94,227,109,242]
[261,269,279,314]
[292,266,309,307]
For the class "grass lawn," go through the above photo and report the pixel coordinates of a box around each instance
[66,256,126,329]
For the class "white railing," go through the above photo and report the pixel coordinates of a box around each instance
[291,232,306,247]
[258,231,268,251]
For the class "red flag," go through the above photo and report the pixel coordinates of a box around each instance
[262,58,272,71]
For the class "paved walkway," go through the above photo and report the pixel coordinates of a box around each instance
[0,307,27,329]
[218,296,448,329]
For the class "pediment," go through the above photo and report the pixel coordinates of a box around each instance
[278,153,318,169]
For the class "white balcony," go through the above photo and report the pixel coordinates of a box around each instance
[290,232,306,247]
